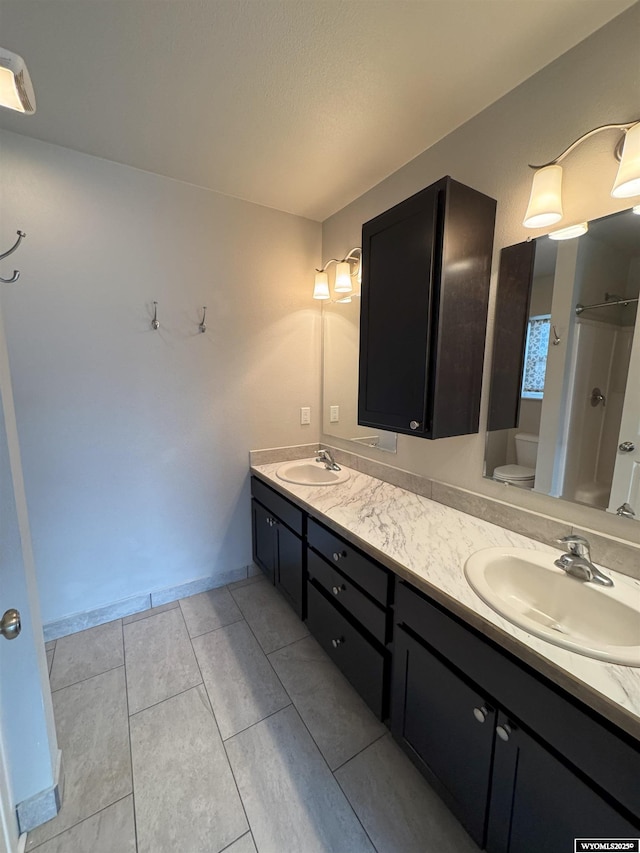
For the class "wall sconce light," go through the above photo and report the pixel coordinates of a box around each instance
[0,48,36,114]
[523,120,640,229]
[313,247,362,301]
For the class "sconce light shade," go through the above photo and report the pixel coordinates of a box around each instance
[523,164,563,228]
[313,271,330,300]
[334,261,353,293]
[0,49,36,113]
[611,122,640,198]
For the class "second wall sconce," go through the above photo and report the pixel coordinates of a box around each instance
[313,247,362,301]
[523,119,640,230]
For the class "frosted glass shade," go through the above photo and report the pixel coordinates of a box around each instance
[548,222,588,241]
[611,122,640,198]
[523,164,563,228]
[334,261,353,293]
[313,271,330,300]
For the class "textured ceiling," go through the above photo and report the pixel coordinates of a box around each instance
[0,0,636,221]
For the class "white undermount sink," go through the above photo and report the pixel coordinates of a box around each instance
[464,547,640,666]
[276,459,350,486]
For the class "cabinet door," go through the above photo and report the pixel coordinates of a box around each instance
[487,713,639,853]
[358,183,439,435]
[275,522,303,618]
[251,500,275,582]
[391,625,495,846]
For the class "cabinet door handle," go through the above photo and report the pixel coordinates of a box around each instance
[331,637,344,649]
[473,706,489,723]
[409,420,421,430]
[332,550,346,562]
[332,584,346,596]
[496,722,513,742]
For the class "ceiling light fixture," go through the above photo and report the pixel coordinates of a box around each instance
[313,247,361,301]
[523,120,640,229]
[0,48,36,114]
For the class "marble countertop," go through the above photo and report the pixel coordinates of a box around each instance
[251,461,640,741]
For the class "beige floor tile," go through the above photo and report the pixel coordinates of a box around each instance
[49,620,123,691]
[131,685,248,853]
[193,620,289,739]
[26,668,131,850]
[124,608,201,714]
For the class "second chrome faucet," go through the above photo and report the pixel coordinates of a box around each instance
[554,535,613,587]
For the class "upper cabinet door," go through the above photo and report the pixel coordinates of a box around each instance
[358,176,496,439]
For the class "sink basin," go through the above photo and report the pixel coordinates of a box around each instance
[276,459,350,486]
[464,547,640,666]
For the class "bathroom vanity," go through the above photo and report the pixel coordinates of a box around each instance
[250,460,640,851]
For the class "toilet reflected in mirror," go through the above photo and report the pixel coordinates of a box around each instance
[493,433,539,489]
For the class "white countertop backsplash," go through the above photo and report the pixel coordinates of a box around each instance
[252,461,640,739]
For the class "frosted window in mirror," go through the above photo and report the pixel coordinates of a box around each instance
[521,314,550,399]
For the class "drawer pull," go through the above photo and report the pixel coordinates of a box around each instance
[473,706,489,724]
[496,723,513,742]
[332,584,346,596]
[331,637,345,649]
[333,550,347,562]
[410,420,421,430]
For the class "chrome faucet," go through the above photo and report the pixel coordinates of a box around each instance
[554,535,613,587]
[316,448,341,471]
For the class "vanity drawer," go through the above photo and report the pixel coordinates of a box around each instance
[251,477,303,535]
[307,581,386,718]
[307,518,389,604]
[307,549,388,644]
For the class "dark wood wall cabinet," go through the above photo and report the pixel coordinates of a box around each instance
[358,176,497,439]
[250,476,639,849]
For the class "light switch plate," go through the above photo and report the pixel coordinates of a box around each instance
[300,406,311,425]
[330,405,339,423]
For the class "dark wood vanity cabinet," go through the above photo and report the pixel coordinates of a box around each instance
[487,712,638,853]
[250,477,304,617]
[358,176,496,439]
[391,581,640,850]
[305,518,393,719]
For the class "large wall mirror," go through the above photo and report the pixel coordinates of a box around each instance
[485,207,640,520]
[322,297,397,452]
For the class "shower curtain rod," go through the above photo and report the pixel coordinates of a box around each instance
[575,296,639,315]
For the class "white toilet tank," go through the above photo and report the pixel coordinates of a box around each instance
[493,433,539,489]
[515,433,539,468]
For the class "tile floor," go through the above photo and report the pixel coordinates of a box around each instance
[34,575,479,853]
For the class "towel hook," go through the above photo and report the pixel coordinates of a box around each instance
[199,306,207,333]
[551,325,561,346]
[151,301,160,330]
[0,230,26,284]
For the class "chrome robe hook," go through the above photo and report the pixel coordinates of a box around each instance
[151,301,160,330]
[0,230,26,283]
[199,306,207,333]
